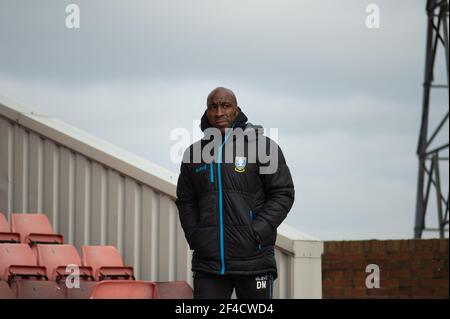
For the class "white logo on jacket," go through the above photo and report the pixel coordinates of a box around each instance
[234,156,247,173]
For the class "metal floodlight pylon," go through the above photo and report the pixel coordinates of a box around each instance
[414,0,449,238]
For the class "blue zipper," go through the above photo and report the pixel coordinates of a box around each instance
[210,162,214,183]
[217,125,234,275]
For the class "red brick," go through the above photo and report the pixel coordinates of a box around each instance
[351,260,371,270]
[323,288,345,299]
[348,271,367,281]
[433,268,448,278]
[415,251,437,259]
[411,268,434,278]
[420,259,445,269]
[411,286,434,297]
[380,279,399,289]
[343,287,367,298]
[322,253,341,261]
[385,240,401,252]
[419,278,447,288]
[398,279,415,288]
[334,279,353,288]
[349,241,365,253]
[344,253,366,260]
[389,252,412,260]
[389,260,411,270]
[327,270,344,279]
[324,242,336,253]
[366,252,388,259]
[434,285,449,298]
[438,239,448,252]
[367,288,397,297]
[322,278,333,289]
[387,269,411,279]
[408,240,417,252]
[371,240,385,253]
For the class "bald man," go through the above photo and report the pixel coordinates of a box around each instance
[176,87,295,299]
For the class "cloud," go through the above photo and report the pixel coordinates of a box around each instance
[0,0,431,100]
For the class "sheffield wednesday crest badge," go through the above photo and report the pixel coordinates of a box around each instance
[234,156,247,173]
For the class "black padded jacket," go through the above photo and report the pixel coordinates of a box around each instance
[175,110,295,279]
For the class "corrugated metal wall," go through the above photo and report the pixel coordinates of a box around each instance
[0,115,189,283]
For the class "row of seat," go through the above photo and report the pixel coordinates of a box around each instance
[0,243,134,282]
[0,212,63,245]
[0,213,193,299]
[0,278,192,299]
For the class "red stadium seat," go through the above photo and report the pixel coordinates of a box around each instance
[0,243,64,299]
[10,280,65,299]
[36,244,94,281]
[0,213,20,243]
[36,244,96,299]
[0,243,46,282]
[90,280,157,299]
[11,213,63,245]
[59,281,97,299]
[154,281,193,299]
[81,245,134,281]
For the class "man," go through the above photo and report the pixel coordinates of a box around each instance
[176,87,295,299]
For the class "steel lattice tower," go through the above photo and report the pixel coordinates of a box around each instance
[414,0,449,238]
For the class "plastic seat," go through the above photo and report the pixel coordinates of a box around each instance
[81,245,134,281]
[36,244,97,298]
[0,243,64,299]
[0,213,20,243]
[90,280,157,299]
[154,281,193,299]
[36,244,94,282]
[0,244,46,282]
[11,280,65,299]
[11,213,63,245]
[58,281,97,299]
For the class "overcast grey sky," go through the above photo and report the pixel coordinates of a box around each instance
[0,1,448,240]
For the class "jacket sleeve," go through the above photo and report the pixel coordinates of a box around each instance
[251,139,295,244]
[175,160,199,249]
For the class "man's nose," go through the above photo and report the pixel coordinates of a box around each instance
[216,106,225,117]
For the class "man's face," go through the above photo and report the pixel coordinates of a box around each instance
[206,90,239,133]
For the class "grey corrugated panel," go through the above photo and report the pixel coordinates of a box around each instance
[74,154,90,248]
[90,161,103,245]
[28,132,43,213]
[158,194,176,281]
[43,139,59,230]
[13,125,28,213]
[124,177,140,278]
[59,147,74,243]
[140,185,155,280]
[0,117,13,216]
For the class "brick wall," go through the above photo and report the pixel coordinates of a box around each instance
[322,239,449,299]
